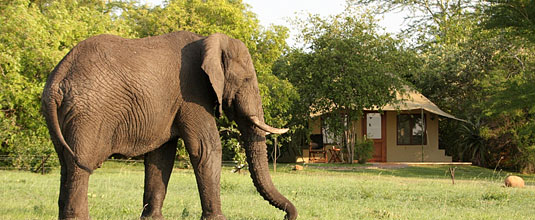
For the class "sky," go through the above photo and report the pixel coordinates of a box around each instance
[141,0,407,46]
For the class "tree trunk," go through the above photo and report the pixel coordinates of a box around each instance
[344,113,357,164]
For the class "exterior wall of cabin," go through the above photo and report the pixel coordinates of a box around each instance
[303,111,452,163]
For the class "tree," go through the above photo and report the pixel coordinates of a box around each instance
[484,0,535,34]
[350,0,480,45]
[0,0,132,171]
[482,0,535,173]
[274,6,411,163]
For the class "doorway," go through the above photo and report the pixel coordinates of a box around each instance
[362,112,387,162]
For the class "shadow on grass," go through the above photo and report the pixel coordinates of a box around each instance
[293,163,535,185]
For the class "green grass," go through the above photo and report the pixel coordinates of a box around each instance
[1,162,534,219]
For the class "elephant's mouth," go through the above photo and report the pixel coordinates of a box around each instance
[248,116,288,134]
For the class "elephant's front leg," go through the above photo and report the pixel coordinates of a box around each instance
[141,139,178,219]
[180,110,226,220]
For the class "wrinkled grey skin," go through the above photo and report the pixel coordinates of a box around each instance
[41,31,297,220]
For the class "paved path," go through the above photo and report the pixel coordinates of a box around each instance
[308,163,409,171]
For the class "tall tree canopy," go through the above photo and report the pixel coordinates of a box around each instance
[482,0,535,172]
[274,6,413,162]
[0,0,133,170]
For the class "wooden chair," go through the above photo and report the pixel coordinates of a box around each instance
[308,134,327,163]
[328,146,342,163]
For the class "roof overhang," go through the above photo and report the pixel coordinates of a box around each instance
[372,87,466,122]
[310,86,466,122]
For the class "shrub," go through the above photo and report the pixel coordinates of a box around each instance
[354,137,374,164]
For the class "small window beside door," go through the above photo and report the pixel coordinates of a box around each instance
[397,114,427,145]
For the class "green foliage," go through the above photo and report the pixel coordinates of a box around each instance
[217,116,247,172]
[351,0,480,45]
[279,10,407,120]
[175,139,191,169]
[354,137,374,164]
[484,0,535,34]
[0,0,132,170]
[4,0,534,174]
[479,0,535,173]
[459,117,489,167]
[410,24,535,171]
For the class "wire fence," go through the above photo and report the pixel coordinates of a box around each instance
[0,155,241,174]
[0,155,57,174]
[0,155,150,174]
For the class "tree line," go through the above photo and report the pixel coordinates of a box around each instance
[1,0,533,173]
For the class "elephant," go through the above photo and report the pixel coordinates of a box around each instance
[41,31,298,220]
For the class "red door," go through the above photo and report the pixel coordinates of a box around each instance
[362,112,387,162]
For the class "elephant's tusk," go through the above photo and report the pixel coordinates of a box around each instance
[249,116,289,134]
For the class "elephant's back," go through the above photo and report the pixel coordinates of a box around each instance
[55,31,203,89]
[59,32,191,103]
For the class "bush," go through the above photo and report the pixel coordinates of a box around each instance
[0,0,131,173]
[354,137,374,164]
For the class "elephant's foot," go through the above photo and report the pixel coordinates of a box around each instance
[59,212,90,220]
[140,206,164,220]
[201,214,227,220]
[140,214,164,220]
[59,217,90,220]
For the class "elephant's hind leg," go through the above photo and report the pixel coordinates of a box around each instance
[58,152,91,220]
[141,139,178,219]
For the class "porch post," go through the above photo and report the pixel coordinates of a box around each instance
[421,107,424,162]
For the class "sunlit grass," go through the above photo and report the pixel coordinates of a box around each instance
[1,162,534,219]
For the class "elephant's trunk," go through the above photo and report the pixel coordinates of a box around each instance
[230,72,296,219]
[239,120,297,220]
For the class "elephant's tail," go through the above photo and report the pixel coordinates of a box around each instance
[43,91,93,174]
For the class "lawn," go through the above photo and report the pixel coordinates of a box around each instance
[1,161,534,220]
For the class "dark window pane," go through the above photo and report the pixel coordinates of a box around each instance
[397,114,426,145]
[397,115,411,145]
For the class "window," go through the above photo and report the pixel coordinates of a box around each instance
[322,119,342,145]
[397,114,427,145]
[321,115,346,145]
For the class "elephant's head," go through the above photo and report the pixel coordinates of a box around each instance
[201,33,297,220]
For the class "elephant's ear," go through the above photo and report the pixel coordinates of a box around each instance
[201,33,228,117]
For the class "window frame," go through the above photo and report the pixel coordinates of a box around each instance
[396,113,427,145]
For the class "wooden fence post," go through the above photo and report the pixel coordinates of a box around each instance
[449,167,456,185]
[39,154,51,175]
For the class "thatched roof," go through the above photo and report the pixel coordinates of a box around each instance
[310,86,464,122]
[375,86,464,121]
